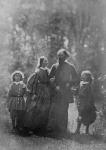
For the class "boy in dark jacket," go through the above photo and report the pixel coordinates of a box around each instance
[75,70,97,134]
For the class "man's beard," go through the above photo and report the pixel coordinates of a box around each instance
[59,58,65,64]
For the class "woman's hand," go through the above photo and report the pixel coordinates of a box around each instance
[50,77,55,83]
[56,86,60,91]
[32,94,37,101]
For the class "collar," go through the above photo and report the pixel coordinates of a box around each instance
[40,67,48,70]
[80,81,89,87]
[13,81,23,85]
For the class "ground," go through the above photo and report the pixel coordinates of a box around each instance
[0,98,106,150]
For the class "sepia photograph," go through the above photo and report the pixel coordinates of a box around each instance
[0,0,106,149]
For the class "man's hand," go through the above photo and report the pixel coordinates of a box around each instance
[56,86,60,91]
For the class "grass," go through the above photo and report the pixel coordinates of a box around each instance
[0,98,106,150]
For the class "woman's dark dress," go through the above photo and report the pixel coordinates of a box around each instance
[24,68,50,130]
[47,61,78,133]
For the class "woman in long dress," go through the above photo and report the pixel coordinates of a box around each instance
[24,56,51,134]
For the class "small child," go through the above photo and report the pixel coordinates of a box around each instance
[75,70,97,134]
[7,71,26,131]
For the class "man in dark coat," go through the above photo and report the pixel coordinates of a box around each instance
[47,49,79,136]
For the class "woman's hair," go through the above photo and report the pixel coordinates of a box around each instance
[11,70,24,82]
[37,56,47,68]
[81,70,93,83]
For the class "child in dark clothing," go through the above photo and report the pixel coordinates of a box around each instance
[75,70,97,134]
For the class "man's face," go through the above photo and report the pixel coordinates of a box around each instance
[58,56,65,63]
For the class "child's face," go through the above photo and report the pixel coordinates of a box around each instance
[14,74,21,82]
[81,74,92,84]
[81,74,89,83]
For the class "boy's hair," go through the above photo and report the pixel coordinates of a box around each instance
[81,70,93,83]
[11,70,24,82]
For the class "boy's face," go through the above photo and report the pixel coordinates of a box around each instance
[81,74,88,82]
[81,74,92,84]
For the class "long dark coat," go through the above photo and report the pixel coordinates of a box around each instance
[47,61,78,133]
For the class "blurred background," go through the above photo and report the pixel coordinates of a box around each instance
[0,0,106,99]
[0,1,105,149]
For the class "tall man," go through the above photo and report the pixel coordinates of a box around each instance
[47,48,79,136]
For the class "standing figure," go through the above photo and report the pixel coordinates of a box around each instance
[24,56,50,133]
[75,70,97,134]
[7,71,26,131]
[47,49,79,136]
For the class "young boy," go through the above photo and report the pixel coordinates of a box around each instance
[75,70,97,134]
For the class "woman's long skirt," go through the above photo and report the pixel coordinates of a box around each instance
[24,84,50,130]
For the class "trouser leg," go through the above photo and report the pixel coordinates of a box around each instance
[85,124,89,134]
[10,110,17,129]
[16,110,24,129]
[75,116,82,134]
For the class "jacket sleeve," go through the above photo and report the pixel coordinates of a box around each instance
[70,64,79,86]
[49,64,57,79]
[27,72,39,95]
[8,84,14,97]
[7,84,13,105]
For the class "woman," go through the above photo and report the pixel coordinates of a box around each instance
[47,49,79,136]
[24,56,50,133]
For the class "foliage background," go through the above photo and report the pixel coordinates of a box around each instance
[0,0,106,97]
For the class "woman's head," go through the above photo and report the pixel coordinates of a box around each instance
[81,70,93,83]
[11,70,24,82]
[37,56,48,68]
[57,49,70,63]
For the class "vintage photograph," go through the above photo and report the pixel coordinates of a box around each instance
[0,0,106,149]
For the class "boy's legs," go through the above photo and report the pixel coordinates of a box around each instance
[10,110,17,129]
[75,116,82,134]
[16,110,25,131]
[85,124,89,134]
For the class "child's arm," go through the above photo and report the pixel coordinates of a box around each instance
[6,84,13,110]
[7,84,13,99]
